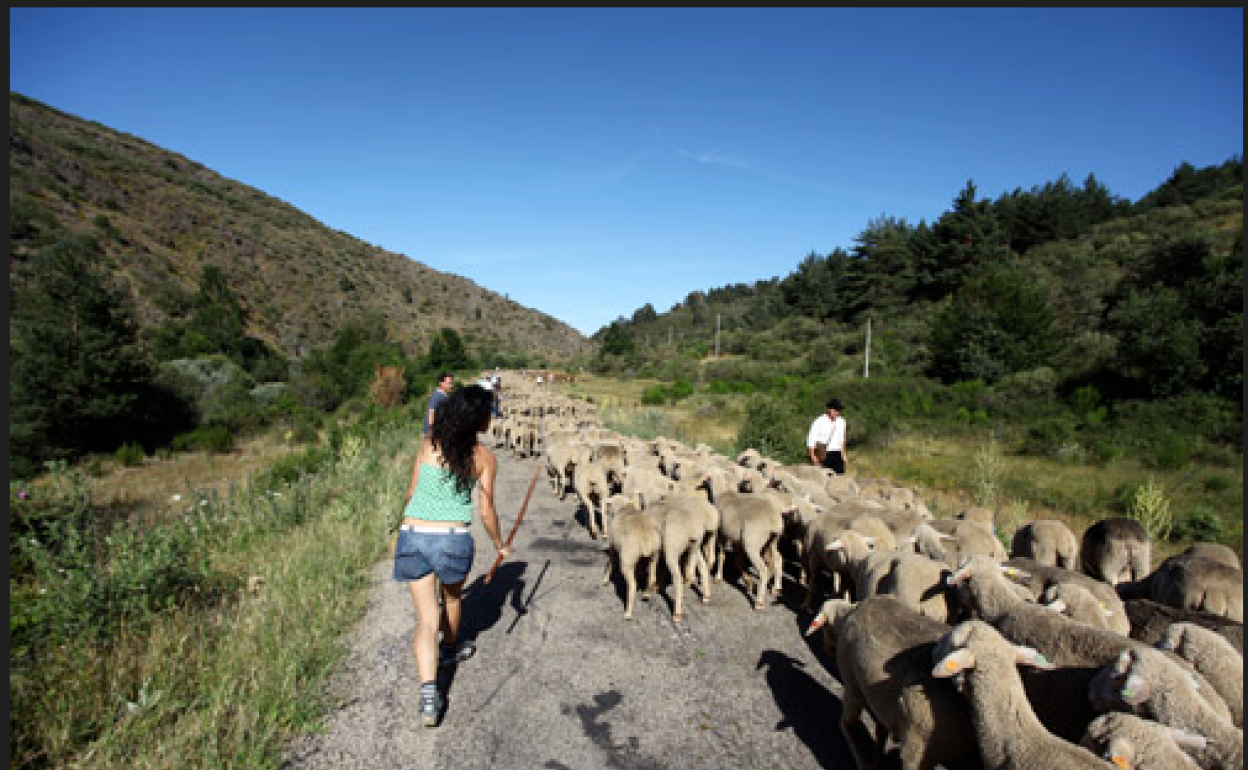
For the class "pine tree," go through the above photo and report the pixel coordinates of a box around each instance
[10,234,173,471]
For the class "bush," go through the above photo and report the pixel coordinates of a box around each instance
[1172,507,1229,544]
[114,442,145,467]
[171,425,235,454]
[640,385,667,405]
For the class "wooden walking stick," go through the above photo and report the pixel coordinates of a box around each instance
[484,464,541,585]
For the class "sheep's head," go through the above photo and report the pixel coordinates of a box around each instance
[932,620,1054,692]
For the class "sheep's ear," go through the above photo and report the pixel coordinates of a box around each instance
[946,565,971,586]
[932,648,976,677]
[1119,673,1150,705]
[804,614,825,637]
[1001,564,1031,581]
[1014,645,1055,669]
[1043,598,1069,614]
[1113,649,1133,675]
[1167,727,1210,751]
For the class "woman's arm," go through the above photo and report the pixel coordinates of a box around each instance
[475,446,510,556]
[405,436,432,503]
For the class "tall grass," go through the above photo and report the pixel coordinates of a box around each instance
[10,414,415,769]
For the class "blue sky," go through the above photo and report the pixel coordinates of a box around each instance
[10,7,1243,336]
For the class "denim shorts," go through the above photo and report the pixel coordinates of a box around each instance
[393,526,475,584]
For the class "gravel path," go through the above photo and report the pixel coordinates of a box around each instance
[283,452,859,770]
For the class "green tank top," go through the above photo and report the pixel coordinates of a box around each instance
[404,463,475,524]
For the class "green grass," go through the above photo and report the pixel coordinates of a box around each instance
[10,420,414,769]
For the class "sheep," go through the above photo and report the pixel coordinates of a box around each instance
[1080,712,1208,770]
[711,490,790,610]
[1088,646,1241,770]
[1011,519,1080,570]
[1124,598,1243,654]
[1004,556,1132,636]
[847,514,899,551]
[599,499,663,620]
[648,492,719,623]
[826,528,895,603]
[931,618,1108,770]
[875,551,959,623]
[618,464,674,510]
[832,596,983,770]
[1157,622,1243,728]
[947,555,1150,742]
[1080,517,1151,586]
[797,509,854,608]
[930,517,1008,566]
[1180,543,1240,571]
[573,461,612,539]
[803,597,856,654]
[956,506,997,530]
[1117,554,1243,622]
[1041,581,1120,632]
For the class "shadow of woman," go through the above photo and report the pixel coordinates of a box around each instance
[755,649,861,770]
[436,561,529,693]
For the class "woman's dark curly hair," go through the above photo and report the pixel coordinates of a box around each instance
[430,384,494,496]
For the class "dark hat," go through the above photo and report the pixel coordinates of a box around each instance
[826,399,844,411]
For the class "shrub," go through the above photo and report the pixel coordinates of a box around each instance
[171,425,235,454]
[640,385,667,405]
[113,442,144,467]
[1172,507,1228,544]
[1128,476,1174,542]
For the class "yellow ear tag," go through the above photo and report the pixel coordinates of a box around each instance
[944,658,959,673]
[1005,567,1016,577]
[1110,754,1130,770]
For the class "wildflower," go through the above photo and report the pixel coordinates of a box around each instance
[18,490,30,500]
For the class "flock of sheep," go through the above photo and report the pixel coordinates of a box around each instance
[487,374,1243,770]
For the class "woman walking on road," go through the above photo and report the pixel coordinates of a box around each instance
[394,384,511,727]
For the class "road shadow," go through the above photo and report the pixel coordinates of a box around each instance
[755,649,861,770]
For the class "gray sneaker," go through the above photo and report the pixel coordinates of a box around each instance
[420,691,444,728]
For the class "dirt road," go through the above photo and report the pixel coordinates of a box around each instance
[284,451,859,770]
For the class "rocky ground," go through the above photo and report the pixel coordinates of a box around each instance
[283,451,866,770]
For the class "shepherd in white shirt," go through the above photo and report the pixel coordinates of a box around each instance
[806,398,847,474]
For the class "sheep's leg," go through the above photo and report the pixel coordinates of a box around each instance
[622,553,638,620]
[645,552,659,596]
[767,538,783,597]
[742,543,770,610]
[838,688,878,770]
[601,549,615,587]
[667,548,686,622]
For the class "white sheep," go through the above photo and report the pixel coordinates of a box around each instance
[599,498,662,620]
[931,618,1109,769]
[1080,712,1207,770]
[1080,517,1151,586]
[833,596,982,770]
[875,550,958,623]
[1157,622,1243,728]
[1123,598,1243,654]
[711,490,789,610]
[1117,553,1243,622]
[1041,581,1120,632]
[649,492,719,623]
[1005,556,1132,636]
[1011,519,1080,570]
[1088,646,1241,770]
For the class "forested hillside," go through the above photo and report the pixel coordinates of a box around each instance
[595,161,1242,408]
[9,91,592,475]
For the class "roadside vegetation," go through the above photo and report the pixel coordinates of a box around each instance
[10,404,418,770]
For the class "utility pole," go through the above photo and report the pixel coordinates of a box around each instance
[715,313,721,357]
[864,316,872,378]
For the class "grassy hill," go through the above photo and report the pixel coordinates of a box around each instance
[9,91,595,364]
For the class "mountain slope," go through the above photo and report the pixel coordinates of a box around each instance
[9,91,595,363]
